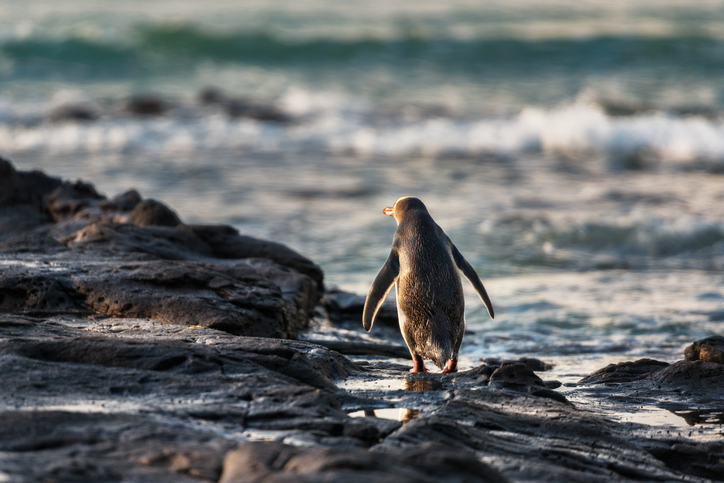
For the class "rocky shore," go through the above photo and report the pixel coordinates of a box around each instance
[1,158,723,482]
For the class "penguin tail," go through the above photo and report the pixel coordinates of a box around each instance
[428,335,452,370]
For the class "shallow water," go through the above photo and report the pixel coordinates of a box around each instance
[2,1,724,380]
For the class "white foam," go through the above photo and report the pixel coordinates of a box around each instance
[0,100,723,166]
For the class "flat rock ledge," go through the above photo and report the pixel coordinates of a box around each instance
[2,315,723,482]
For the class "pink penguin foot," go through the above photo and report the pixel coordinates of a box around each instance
[440,359,458,374]
[410,359,429,373]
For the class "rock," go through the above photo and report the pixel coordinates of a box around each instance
[46,180,106,222]
[0,316,385,482]
[130,199,182,227]
[481,356,554,372]
[187,224,324,290]
[0,156,59,206]
[225,101,290,123]
[488,362,568,403]
[647,360,724,391]
[685,335,724,364]
[489,362,546,388]
[578,358,670,384]
[100,190,142,212]
[125,96,167,115]
[323,288,398,329]
[0,160,323,337]
[48,104,98,122]
[0,257,316,338]
[0,158,63,240]
[198,87,225,104]
[219,441,507,483]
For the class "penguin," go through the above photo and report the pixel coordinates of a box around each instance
[362,197,494,373]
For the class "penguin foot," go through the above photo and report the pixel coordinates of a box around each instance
[440,359,458,373]
[410,359,429,373]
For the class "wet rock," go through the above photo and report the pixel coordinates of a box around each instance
[642,440,724,481]
[489,362,546,388]
[48,104,98,122]
[454,364,496,384]
[198,87,225,104]
[305,339,410,359]
[130,199,183,227]
[225,100,290,123]
[0,258,314,338]
[488,362,568,403]
[0,158,64,239]
[323,288,398,329]
[187,224,324,290]
[0,160,323,336]
[375,391,681,483]
[219,441,507,483]
[46,180,106,222]
[125,96,167,115]
[0,316,383,482]
[685,335,724,364]
[647,360,724,391]
[482,356,554,372]
[579,358,670,384]
[0,411,235,482]
[100,189,142,212]
[60,222,214,259]
[0,157,62,206]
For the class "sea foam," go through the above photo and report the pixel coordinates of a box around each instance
[0,99,723,168]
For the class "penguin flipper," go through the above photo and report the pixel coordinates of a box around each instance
[451,244,495,319]
[363,250,399,332]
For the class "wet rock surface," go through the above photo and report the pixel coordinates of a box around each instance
[2,160,724,482]
[4,314,723,482]
[0,158,322,338]
[686,336,724,364]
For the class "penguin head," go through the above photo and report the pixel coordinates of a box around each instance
[383,196,428,223]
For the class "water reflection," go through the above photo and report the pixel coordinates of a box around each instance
[402,379,443,391]
[672,409,724,426]
[399,408,422,424]
[349,407,421,424]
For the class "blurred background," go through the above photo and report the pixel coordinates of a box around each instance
[1,0,723,377]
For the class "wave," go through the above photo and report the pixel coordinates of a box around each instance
[3,24,724,77]
[1,99,723,167]
[478,213,724,270]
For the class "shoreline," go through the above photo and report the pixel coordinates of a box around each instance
[1,158,723,482]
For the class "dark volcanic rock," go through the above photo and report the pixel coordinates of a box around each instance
[323,288,399,333]
[0,159,323,337]
[0,156,63,207]
[225,100,290,123]
[0,257,312,338]
[0,316,383,482]
[125,96,167,115]
[186,224,324,289]
[3,158,723,483]
[48,104,98,122]
[579,358,670,384]
[219,441,507,483]
[647,360,724,390]
[46,180,106,222]
[100,189,142,212]
[130,199,183,227]
[685,335,724,364]
[482,356,554,372]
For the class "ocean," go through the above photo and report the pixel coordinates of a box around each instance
[2,0,723,390]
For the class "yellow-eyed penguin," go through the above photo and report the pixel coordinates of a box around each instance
[362,197,494,373]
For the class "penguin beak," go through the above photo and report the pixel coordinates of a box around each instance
[382,206,394,216]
